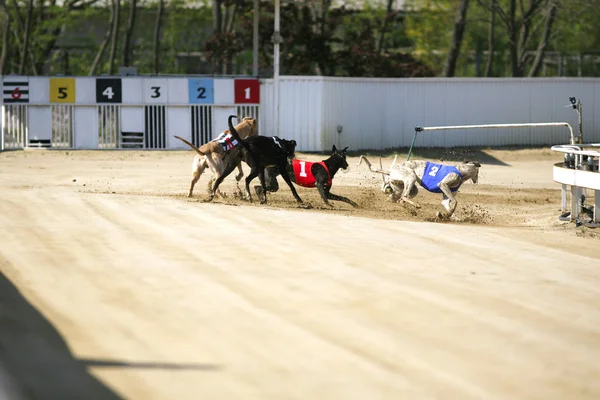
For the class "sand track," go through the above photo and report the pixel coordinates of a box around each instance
[1,148,599,399]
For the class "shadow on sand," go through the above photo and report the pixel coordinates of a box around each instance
[0,269,219,400]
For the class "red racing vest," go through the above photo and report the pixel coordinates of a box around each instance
[292,159,332,188]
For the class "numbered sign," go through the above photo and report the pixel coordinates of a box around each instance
[234,79,260,104]
[3,79,29,103]
[144,79,168,104]
[96,78,122,103]
[50,78,76,103]
[188,78,214,104]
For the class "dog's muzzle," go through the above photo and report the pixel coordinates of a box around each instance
[340,165,350,174]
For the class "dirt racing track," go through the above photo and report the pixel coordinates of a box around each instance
[1,148,599,400]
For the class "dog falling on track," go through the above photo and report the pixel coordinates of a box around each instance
[255,146,359,208]
[173,116,257,198]
[358,155,481,219]
[207,115,303,205]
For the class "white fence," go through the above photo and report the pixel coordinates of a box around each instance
[259,76,600,151]
[3,75,600,152]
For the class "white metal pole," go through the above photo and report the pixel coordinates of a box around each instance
[273,0,281,137]
[252,0,259,77]
[418,122,576,145]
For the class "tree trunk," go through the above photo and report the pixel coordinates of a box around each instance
[0,0,9,74]
[10,0,37,74]
[153,0,164,74]
[443,0,469,77]
[527,0,557,77]
[507,0,519,76]
[121,0,136,66]
[212,0,222,73]
[222,3,237,74]
[18,0,33,74]
[377,0,394,56]
[484,0,495,76]
[88,2,114,76]
[108,0,120,75]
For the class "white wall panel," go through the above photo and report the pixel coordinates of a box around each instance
[261,77,600,151]
[167,106,191,149]
[75,77,96,105]
[121,106,144,132]
[213,106,237,134]
[74,106,97,148]
[28,77,49,105]
[28,106,52,141]
[122,78,143,104]
[214,79,234,105]
[167,78,189,105]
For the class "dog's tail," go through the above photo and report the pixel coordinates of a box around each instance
[228,114,254,155]
[174,135,206,156]
[228,115,246,146]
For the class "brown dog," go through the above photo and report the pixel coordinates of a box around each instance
[175,117,257,198]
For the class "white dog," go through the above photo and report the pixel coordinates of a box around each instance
[358,155,481,219]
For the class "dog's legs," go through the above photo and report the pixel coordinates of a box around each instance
[255,166,279,203]
[316,182,333,207]
[244,168,261,203]
[234,162,244,182]
[437,174,461,219]
[208,153,242,202]
[320,185,358,208]
[188,156,207,197]
[257,168,268,204]
[399,177,421,208]
[279,168,303,204]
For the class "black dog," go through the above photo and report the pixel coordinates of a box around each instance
[208,115,303,204]
[255,145,359,208]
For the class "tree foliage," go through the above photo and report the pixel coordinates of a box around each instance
[0,0,598,77]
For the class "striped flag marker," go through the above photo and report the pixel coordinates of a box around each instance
[3,80,29,103]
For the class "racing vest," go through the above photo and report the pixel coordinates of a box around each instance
[212,131,238,152]
[420,162,463,193]
[292,159,332,188]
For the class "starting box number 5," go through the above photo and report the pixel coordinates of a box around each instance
[50,78,76,103]
[96,78,123,103]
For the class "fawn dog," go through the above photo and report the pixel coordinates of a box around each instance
[174,116,257,198]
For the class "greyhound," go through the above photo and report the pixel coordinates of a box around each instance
[174,116,257,198]
[358,155,481,219]
[255,146,359,208]
[207,115,303,205]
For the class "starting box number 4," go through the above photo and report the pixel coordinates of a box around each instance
[96,78,123,103]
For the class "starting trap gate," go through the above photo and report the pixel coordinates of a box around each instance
[1,76,261,151]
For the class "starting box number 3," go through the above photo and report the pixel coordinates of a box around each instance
[96,78,123,103]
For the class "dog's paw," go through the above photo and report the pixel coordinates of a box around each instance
[298,203,313,209]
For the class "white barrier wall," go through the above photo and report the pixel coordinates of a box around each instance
[1,75,260,150]
[2,74,600,151]
[260,77,600,151]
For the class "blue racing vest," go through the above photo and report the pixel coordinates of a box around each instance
[420,162,463,193]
